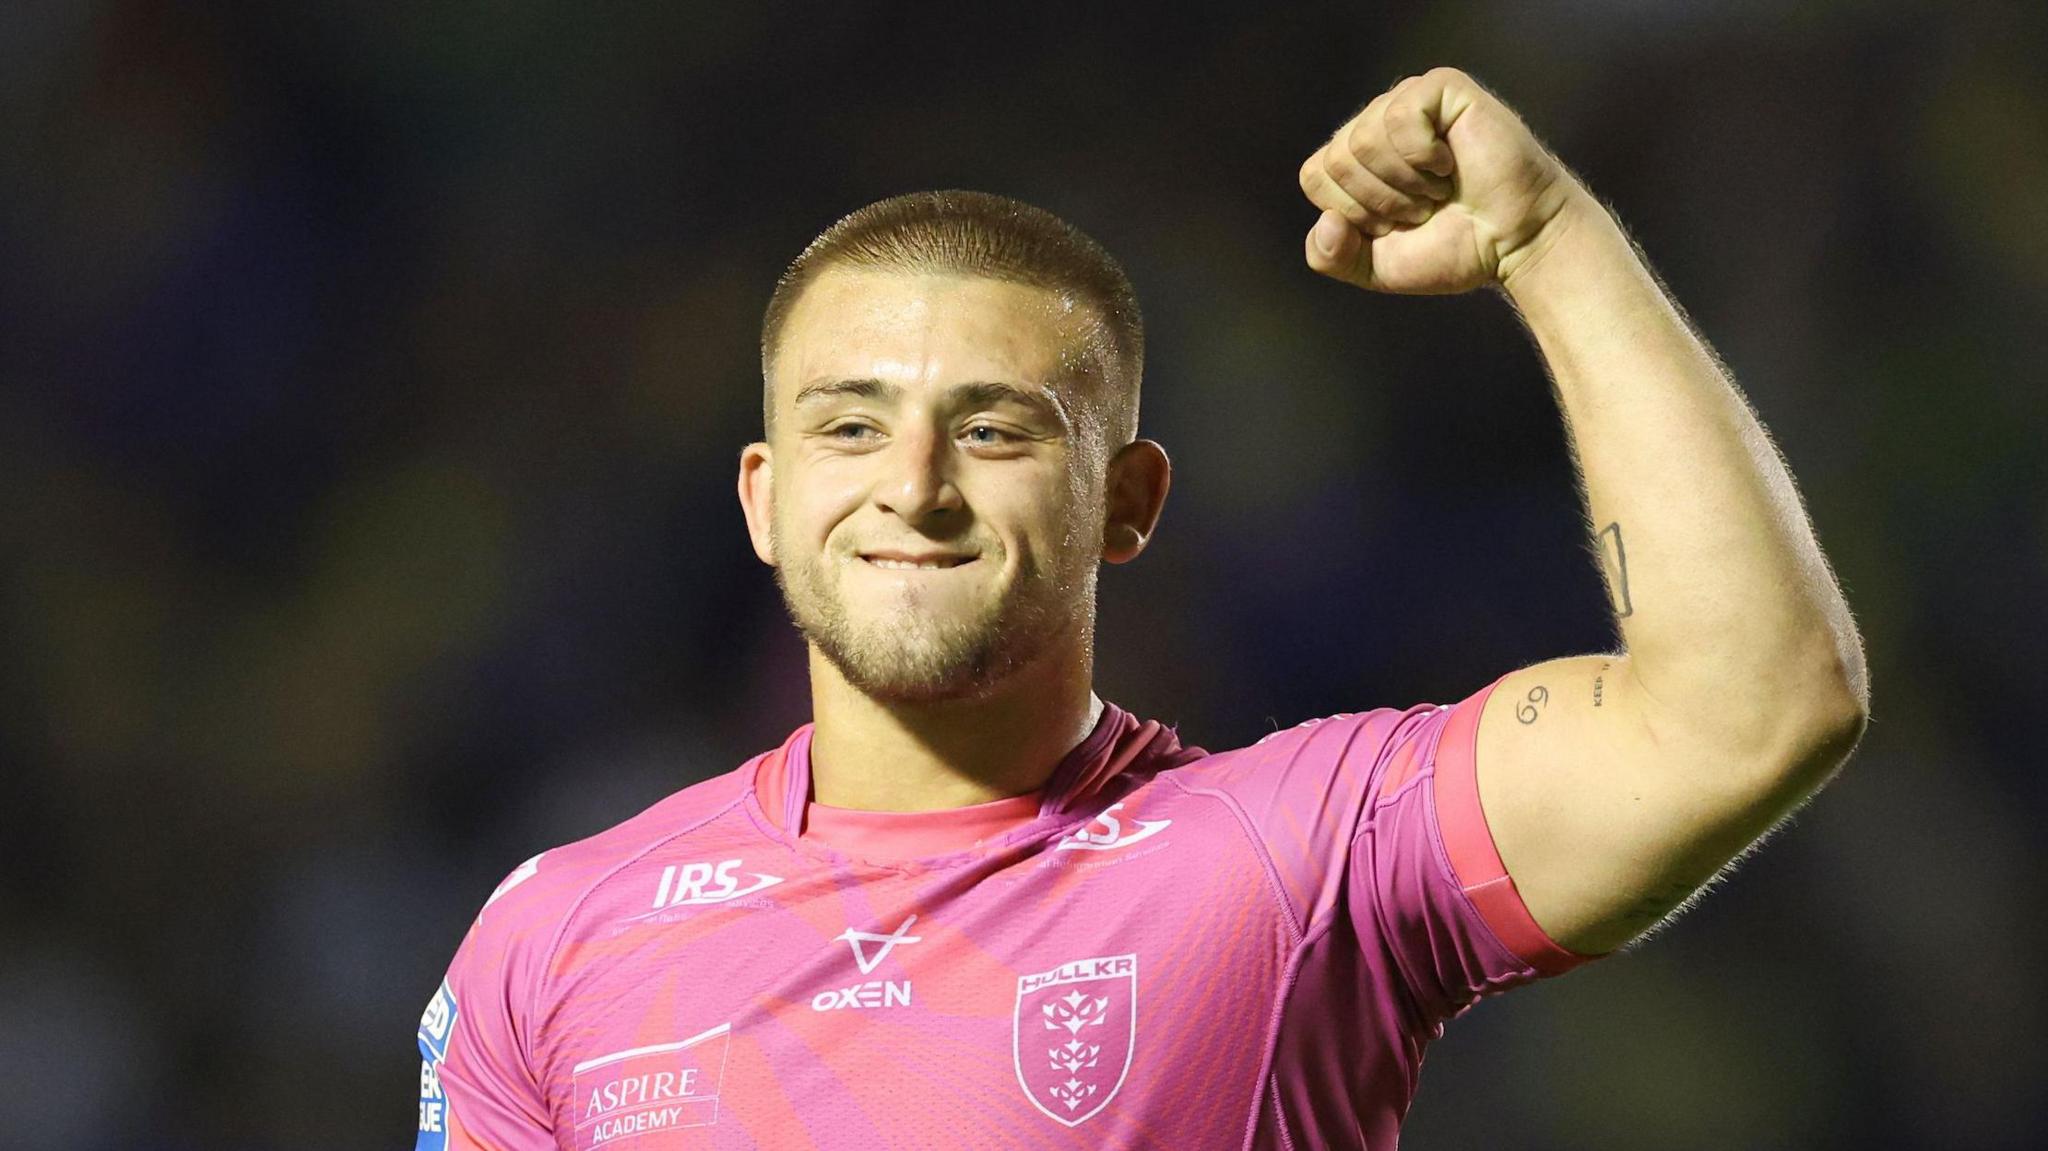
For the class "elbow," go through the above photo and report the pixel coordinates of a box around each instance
[1800,695,1868,777]
[1729,640,1870,800]
[1779,618,1871,774]
[1810,627,1871,766]
[1771,669,1870,795]
[1818,616,1872,746]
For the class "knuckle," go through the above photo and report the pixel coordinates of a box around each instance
[1325,141,1359,178]
[1343,120,1376,159]
[1343,175,1403,215]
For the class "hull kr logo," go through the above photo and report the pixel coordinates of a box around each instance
[1013,954,1137,1127]
[1054,803,1170,852]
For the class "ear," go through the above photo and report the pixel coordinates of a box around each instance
[1101,439,1171,564]
[737,442,776,566]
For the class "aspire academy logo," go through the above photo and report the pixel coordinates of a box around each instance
[571,1023,731,1148]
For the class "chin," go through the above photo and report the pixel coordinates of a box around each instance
[836,659,1004,705]
[824,628,1021,704]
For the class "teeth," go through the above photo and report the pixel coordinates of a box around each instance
[868,558,955,570]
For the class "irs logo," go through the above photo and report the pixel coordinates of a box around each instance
[1054,803,1171,852]
[648,859,783,909]
[1013,954,1137,1127]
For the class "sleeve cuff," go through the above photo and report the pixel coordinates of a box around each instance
[1431,673,1601,977]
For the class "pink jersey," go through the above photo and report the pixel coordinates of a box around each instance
[415,673,1599,1150]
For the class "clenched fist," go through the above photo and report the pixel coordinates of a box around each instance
[1299,67,1594,295]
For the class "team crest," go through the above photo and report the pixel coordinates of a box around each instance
[1012,954,1137,1127]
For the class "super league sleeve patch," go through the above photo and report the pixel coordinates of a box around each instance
[415,979,458,1151]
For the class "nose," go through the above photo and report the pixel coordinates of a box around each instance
[871,421,963,523]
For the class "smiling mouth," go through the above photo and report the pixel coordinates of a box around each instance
[859,554,977,571]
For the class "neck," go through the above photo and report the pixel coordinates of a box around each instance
[806,643,1103,812]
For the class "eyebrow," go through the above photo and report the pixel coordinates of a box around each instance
[792,378,1071,427]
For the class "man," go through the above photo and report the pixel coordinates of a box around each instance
[414,68,1867,1150]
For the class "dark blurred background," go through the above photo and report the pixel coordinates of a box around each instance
[3,1,2043,1148]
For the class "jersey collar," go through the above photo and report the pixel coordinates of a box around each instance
[752,701,1205,851]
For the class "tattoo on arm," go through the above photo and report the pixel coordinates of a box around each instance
[1594,661,1608,707]
[1596,522,1634,619]
[1515,685,1549,724]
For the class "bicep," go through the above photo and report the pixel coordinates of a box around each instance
[1473,653,1824,954]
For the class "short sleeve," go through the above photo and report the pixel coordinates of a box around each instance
[416,861,558,1151]
[1351,673,1599,1027]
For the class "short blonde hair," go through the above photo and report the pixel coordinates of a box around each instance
[759,190,1143,445]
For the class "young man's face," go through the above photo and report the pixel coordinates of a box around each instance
[740,268,1119,703]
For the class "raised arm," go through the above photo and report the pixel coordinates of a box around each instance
[1298,68,1868,955]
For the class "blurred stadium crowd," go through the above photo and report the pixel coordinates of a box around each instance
[1,2,2042,1148]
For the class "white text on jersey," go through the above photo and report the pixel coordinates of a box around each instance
[652,860,784,908]
[813,915,921,1012]
[1054,804,1171,852]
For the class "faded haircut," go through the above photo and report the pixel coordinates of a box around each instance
[758,190,1143,446]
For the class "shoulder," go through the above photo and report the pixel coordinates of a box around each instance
[1125,701,1440,863]
[1115,701,1445,937]
[457,754,769,957]
[1157,703,1434,803]
[421,745,788,1126]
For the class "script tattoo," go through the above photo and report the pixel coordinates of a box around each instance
[1594,661,1608,708]
[1596,522,1634,619]
[1515,685,1549,724]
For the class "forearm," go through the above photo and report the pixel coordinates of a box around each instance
[1500,190,1868,765]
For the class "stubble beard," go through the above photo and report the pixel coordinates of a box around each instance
[770,519,1096,705]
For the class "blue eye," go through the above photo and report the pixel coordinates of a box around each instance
[964,425,1010,445]
[830,423,876,441]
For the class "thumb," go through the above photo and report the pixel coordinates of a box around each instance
[1305,210,1372,288]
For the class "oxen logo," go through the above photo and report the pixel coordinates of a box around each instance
[836,915,922,974]
[813,915,920,1012]
[1013,954,1137,1127]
